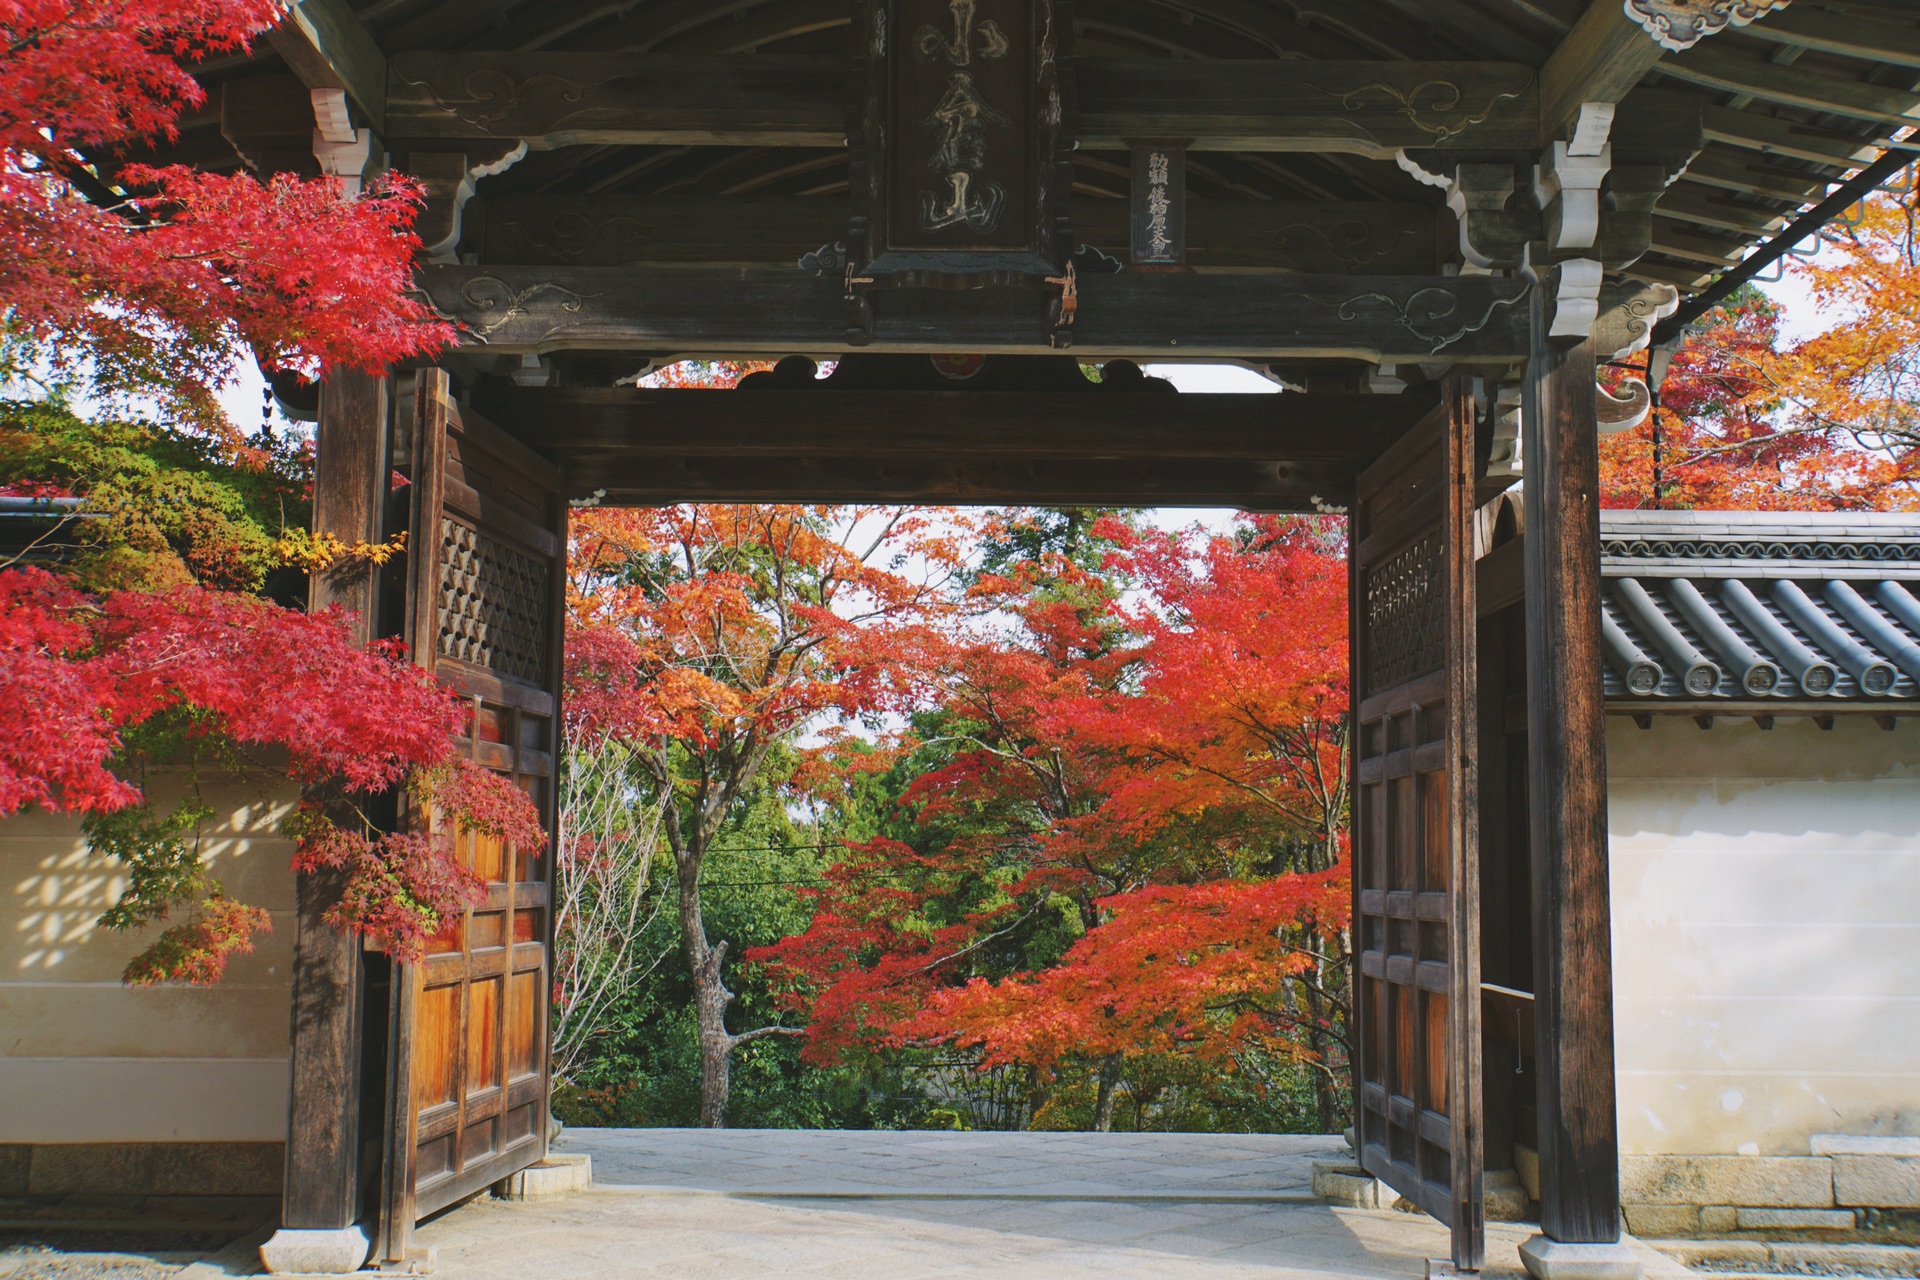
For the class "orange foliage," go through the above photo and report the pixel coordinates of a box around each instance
[1601,190,1920,511]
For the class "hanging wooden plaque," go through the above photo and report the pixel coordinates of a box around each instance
[848,0,1075,290]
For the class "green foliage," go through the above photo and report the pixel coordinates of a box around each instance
[86,794,217,931]
[0,398,310,593]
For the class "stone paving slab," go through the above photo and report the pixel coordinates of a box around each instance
[413,1187,1543,1280]
[404,1130,1689,1280]
[564,1129,1348,1196]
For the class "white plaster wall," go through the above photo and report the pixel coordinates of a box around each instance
[0,771,299,1142]
[1608,715,1920,1158]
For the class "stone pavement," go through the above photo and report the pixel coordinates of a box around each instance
[399,1129,1689,1280]
[572,1128,1345,1198]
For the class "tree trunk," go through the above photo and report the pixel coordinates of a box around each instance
[1303,968,1340,1133]
[1092,1053,1124,1132]
[675,842,736,1128]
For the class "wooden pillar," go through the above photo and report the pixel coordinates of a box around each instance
[276,370,391,1253]
[1519,285,1624,1254]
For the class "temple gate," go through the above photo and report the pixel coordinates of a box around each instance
[103,0,1920,1274]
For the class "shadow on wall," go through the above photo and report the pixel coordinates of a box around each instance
[1607,715,1920,1156]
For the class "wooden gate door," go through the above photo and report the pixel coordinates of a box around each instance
[1349,381,1484,1270]
[379,368,566,1260]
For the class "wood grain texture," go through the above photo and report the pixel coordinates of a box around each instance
[464,193,1445,275]
[285,370,389,1232]
[415,264,1533,361]
[1538,0,1665,143]
[383,53,1537,155]
[1348,384,1484,1270]
[1521,284,1623,1245]
[1441,377,1485,1271]
[271,0,389,132]
[470,385,1434,463]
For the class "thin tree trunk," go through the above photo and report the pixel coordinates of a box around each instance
[1303,965,1340,1133]
[1092,1053,1124,1132]
[674,838,736,1128]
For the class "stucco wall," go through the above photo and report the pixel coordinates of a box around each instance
[1607,714,1920,1226]
[0,770,300,1143]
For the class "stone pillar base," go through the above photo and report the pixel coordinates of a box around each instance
[259,1225,372,1275]
[1520,1237,1642,1280]
[499,1152,593,1201]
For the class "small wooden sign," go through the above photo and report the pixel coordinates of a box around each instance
[1129,142,1189,269]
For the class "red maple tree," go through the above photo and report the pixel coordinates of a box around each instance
[0,4,523,984]
[752,513,1355,1130]
[1,1,452,415]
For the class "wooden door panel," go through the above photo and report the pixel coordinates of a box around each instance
[380,369,566,1260]
[1350,382,1484,1271]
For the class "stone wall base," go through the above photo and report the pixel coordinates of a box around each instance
[0,1141,282,1213]
[1621,1144,1920,1239]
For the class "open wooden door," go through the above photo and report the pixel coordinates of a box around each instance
[1349,380,1484,1270]
[378,368,566,1261]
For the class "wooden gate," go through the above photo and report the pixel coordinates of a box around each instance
[1348,381,1484,1270]
[378,369,566,1260]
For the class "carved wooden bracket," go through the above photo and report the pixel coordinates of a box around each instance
[1592,277,1680,359]
[408,143,528,263]
[310,88,372,199]
[1624,0,1790,54]
[1597,377,1652,434]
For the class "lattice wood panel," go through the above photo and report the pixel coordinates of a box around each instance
[437,518,550,682]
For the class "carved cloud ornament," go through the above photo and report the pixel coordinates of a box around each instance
[1624,0,1790,53]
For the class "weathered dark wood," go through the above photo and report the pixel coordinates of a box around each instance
[1441,377,1485,1271]
[384,53,1538,155]
[1076,59,1537,154]
[284,369,389,1232]
[1665,44,1920,127]
[846,0,1075,287]
[378,377,560,1258]
[1537,0,1665,144]
[1349,387,1484,1270]
[464,193,1445,274]
[270,0,389,133]
[415,264,1533,361]
[543,453,1349,508]
[470,385,1433,464]
[1521,282,1623,1246]
[387,53,846,148]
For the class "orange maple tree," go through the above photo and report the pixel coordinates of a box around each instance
[565,501,965,1126]
[1601,189,1920,511]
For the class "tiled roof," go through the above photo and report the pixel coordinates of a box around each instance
[1600,512,1920,703]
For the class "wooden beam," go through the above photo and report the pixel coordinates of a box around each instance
[279,371,389,1238]
[415,265,1534,361]
[1654,186,1790,236]
[464,193,1445,274]
[1735,4,1920,70]
[1074,60,1538,154]
[269,0,389,133]
[527,454,1354,508]
[1701,104,1888,167]
[385,53,1538,155]
[1520,285,1624,1249]
[1538,0,1666,143]
[1663,45,1920,127]
[469,385,1434,465]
